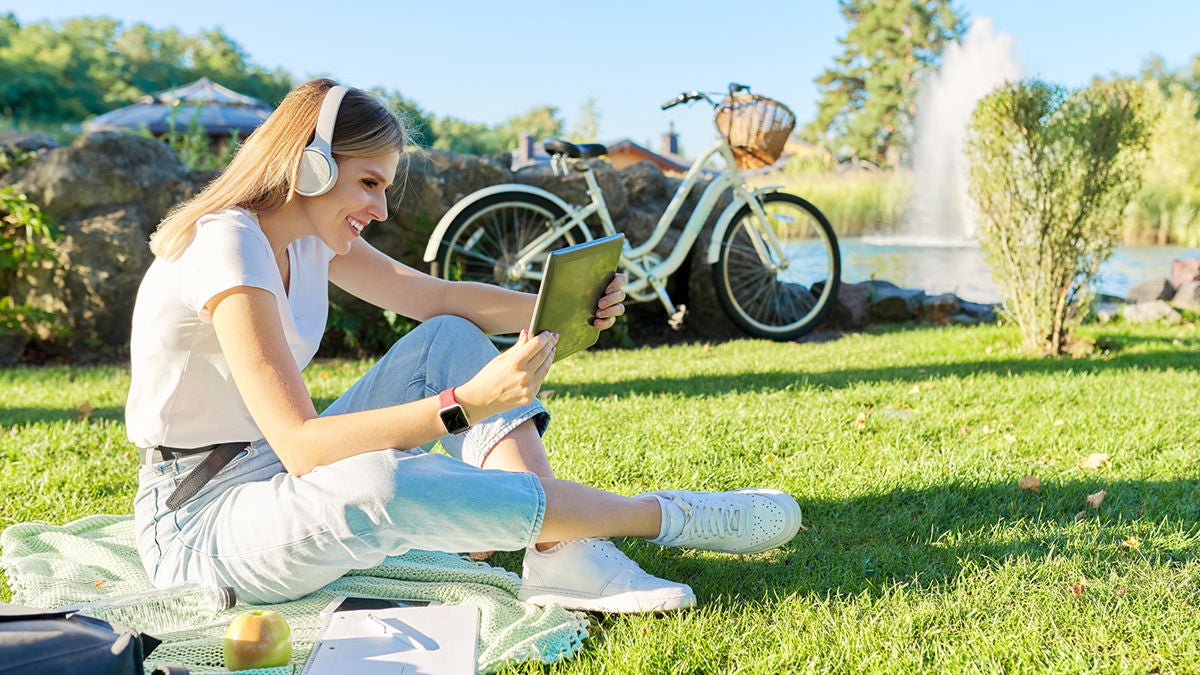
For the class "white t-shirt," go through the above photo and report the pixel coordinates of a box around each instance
[125,207,336,449]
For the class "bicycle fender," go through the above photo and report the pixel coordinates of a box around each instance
[704,188,779,264]
[421,183,576,262]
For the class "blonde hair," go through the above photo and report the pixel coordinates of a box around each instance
[150,78,407,260]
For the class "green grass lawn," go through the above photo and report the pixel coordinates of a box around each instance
[3,321,1199,673]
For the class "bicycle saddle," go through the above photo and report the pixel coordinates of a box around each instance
[543,139,608,159]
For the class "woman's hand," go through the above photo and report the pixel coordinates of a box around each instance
[455,330,557,421]
[593,272,627,331]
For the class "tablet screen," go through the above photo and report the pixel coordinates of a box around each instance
[529,233,624,361]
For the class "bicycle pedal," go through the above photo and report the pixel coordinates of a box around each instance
[668,304,688,331]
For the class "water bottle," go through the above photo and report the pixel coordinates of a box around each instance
[61,583,237,634]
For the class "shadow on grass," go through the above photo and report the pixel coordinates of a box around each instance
[610,477,1200,609]
[562,338,1200,400]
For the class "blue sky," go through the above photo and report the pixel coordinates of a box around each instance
[8,1,1200,156]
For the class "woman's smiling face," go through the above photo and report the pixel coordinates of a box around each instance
[301,152,400,254]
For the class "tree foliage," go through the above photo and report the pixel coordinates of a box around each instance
[966,79,1149,355]
[0,15,293,125]
[0,14,575,158]
[805,0,964,168]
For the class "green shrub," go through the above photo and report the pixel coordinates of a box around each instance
[966,79,1148,355]
[0,186,68,354]
[1121,81,1200,244]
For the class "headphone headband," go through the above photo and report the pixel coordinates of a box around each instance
[311,85,348,153]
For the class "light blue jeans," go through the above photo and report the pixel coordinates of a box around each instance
[133,316,550,604]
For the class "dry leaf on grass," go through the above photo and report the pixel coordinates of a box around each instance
[1078,453,1110,469]
[854,411,869,429]
[1086,490,1107,508]
[1071,581,1087,596]
[77,401,96,421]
[1018,475,1041,492]
[1121,536,1142,550]
[1053,418,1066,427]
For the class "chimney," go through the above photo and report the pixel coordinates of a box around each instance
[518,133,535,163]
[661,122,678,156]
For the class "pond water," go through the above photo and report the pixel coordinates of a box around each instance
[840,238,1200,304]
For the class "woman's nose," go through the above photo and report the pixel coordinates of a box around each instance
[369,191,388,221]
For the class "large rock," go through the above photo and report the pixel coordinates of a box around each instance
[1170,258,1200,289]
[374,149,513,264]
[1,132,195,357]
[1170,280,1200,312]
[1125,277,1174,304]
[866,281,925,322]
[830,281,871,329]
[1123,300,1182,324]
[513,159,628,224]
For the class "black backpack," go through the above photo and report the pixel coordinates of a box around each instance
[0,601,185,675]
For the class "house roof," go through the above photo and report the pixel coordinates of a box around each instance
[604,139,691,174]
[84,78,273,137]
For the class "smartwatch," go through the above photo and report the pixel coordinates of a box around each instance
[438,387,471,435]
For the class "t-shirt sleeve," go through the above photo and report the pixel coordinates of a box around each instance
[177,217,278,320]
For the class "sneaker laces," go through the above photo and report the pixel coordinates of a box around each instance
[584,539,657,578]
[673,496,744,542]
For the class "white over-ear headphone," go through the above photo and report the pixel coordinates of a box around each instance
[295,85,349,197]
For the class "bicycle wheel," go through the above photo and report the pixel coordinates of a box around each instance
[711,192,841,340]
[433,191,586,345]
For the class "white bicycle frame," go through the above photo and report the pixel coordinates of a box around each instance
[422,133,791,318]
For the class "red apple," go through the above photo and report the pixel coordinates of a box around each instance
[223,609,292,671]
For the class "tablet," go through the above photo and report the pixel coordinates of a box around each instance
[529,233,625,362]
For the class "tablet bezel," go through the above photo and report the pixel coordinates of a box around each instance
[528,233,625,362]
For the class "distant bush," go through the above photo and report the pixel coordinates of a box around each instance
[967,79,1148,355]
[1121,81,1200,245]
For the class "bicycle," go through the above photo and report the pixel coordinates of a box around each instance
[421,83,841,342]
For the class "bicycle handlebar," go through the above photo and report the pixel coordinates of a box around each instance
[661,83,753,110]
[661,91,702,110]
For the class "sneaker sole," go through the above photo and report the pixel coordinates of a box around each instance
[518,585,697,613]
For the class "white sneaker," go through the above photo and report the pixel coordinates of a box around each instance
[518,538,696,613]
[643,488,802,554]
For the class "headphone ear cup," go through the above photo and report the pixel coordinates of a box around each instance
[296,146,338,197]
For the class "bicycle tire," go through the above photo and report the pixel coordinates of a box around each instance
[433,191,586,345]
[711,192,841,340]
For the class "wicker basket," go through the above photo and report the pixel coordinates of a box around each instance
[715,93,796,170]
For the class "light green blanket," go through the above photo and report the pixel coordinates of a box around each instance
[0,515,588,674]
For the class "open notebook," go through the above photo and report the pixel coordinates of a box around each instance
[302,603,479,674]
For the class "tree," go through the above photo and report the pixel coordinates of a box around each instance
[805,0,964,168]
[496,105,564,152]
[0,15,291,125]
[570,97,601,142]
[966,79,1148,355]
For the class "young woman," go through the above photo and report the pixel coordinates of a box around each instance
[126,78,802,614]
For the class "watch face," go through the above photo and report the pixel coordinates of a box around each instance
[439,405,470,435]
